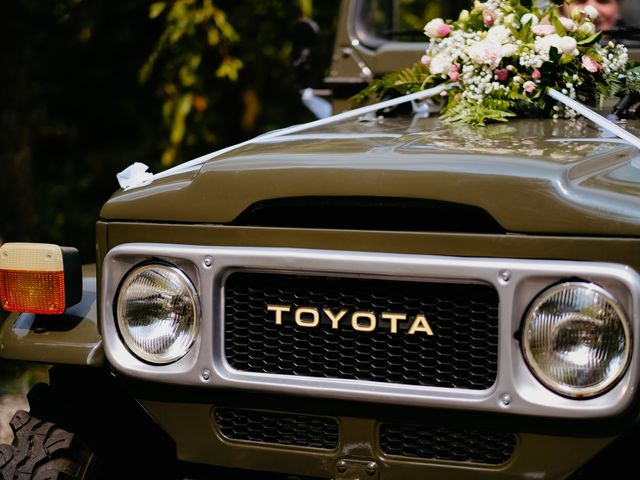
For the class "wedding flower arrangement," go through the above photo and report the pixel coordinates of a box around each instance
[352,0,640,125]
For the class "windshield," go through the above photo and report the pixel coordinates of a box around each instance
[358,0,640,46]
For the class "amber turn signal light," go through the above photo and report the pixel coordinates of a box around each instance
[0,243,82,315]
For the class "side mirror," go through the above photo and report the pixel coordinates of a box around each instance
[291,17,322,91]
[291,17,333,119]
[0,243,82,314]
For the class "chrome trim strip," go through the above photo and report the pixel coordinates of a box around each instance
[101,244,640,418]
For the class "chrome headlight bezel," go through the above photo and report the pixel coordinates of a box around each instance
[521,281,632,399]
[115,262,200,365]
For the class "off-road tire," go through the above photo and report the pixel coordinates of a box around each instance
[0,366,178,479]
[0,409,96,480]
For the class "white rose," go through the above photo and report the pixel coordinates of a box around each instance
[429,53,452,74]
[424,18,445,39]
[536,34,563,55]
[558,36,578,55]
[584,5,599,20]
[504,13,516,26]
[487,25,512,44]
[536,34,578,58]
[571,7,582,22]
[580,22,596,35]
[521,13,539,26]
[501,43,517,57]
[467,40,503,67]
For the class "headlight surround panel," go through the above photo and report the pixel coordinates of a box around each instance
[522,282,632,399]
[101,244,640,420]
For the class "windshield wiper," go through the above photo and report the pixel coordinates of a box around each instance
[384,26,640,41]
[381,28,424,39]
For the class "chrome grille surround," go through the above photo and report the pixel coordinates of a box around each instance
[101,244,640,419]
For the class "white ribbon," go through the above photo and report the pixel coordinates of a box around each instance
[117,83,451,190]
[116,162,153,189]
[116,84,640,190]
[547,88,640,150]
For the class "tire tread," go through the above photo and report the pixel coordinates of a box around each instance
[0,410,92,480]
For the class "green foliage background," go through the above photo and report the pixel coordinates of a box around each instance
[0,0,339,264]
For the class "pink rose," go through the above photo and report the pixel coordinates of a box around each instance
[523,80,536,93]
[483,7,496,26]
[532,69,541,80]
[484,14,495,26]
[449,64,459,73]
[436,23,452,37]
[421,55,431,65]
[532,24,556,36]
[496,69,508,81]
[449,71,460,82]
[559,16,577,32]
[581,55,601,73]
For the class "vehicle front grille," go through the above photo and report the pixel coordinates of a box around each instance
[379,423,517,465]
[214,408,339,450]
[224,272,499,389]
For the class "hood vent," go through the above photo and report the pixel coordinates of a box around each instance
[230,197,505,234]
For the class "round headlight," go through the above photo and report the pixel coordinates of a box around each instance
[116,264,199,364]
[522,282,631,398]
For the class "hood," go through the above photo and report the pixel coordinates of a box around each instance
[100,115,640,236]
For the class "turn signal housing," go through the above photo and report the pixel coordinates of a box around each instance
[0,242,82,314]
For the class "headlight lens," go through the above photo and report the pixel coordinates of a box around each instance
[116,264,199,364]
[522,282,631,398]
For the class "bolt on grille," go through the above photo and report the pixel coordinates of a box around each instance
[379,423,517,465]
[214,408,339,450]
[224,272,499,390]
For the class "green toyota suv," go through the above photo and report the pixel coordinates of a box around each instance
[2,1,640,479]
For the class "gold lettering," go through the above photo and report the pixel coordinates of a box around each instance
[323,308,348,329]
[352,311,376,332]
[381,312,407,333]
[269,305,433,335]
[267,304,290,325]
[408,314,434,335]
[295,307,320,327]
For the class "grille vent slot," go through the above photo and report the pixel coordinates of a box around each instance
[215,408,339,450]
[231,196,505,234]
[380,422,517,465]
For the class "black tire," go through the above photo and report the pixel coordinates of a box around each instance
[0,366,178,480]
[0,409,96,480]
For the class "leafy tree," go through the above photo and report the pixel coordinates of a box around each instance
[140,0,339,167]
[0,0,339,262]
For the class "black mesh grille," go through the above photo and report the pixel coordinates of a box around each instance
[379,423,517,465]
[214,408,339,450]
[224,272,499,389]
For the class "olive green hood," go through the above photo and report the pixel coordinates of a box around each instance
[100,115,640,236]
